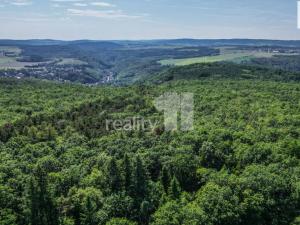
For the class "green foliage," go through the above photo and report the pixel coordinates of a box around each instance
[106,218,137,225]
[0,209,17,225]
[81,196,97,225]
[123,154,132,193]
[149,62,300,83]
[107,158,122,193]
[159,166,170,193]
[195,182,240,225]
[132,156,148,201]
[168,176,181,200]
[291,217,300,225]
[151,201,184,225]
[0,76,299,225]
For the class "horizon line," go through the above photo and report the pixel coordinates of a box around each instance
[0,38,300,42]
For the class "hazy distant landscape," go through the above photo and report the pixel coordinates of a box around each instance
[1,39,300,84]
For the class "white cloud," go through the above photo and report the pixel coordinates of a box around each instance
[67,8,141,19]
[90,2,115,7]
[52,3,61,7]
[74,3,87,7]
[51,0,83,2]
[10,0,32,6]
[0,14,68,22]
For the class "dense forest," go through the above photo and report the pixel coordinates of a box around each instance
[0,60,300,225]
[245,55,300,72]
[147,62,300,84]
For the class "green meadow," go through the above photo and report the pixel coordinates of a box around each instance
[159,50,290,66]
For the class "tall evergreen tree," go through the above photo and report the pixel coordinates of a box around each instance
[29,170,59,225]
[168,176,181,200]
[159,166,170,193]
[123,154,132,193]
[29,178,40,225]
[140,200,151,224]
[133,156,147,200]
[81,196,96,225]
[108,157,122,193]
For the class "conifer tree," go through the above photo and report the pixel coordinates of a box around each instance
[81,196,96,225]
[29,178,40,225]
[168,176,181,200]
[140,200,151,224]
[133,156,147,200]
[123,154,132,193]
[29,171,59,225]
[108,157,122,193]
[159,166,170,193]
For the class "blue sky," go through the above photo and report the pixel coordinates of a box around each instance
[0,0,299,40]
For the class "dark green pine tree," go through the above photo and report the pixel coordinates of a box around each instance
[44,194,59,225]
[123,154,132,193]
[133,156,147,200]
[140,200,151,224]
[108,157,122,193]
[159,166,170,193]
[72,201,81,225]
[29,178,40,225]
[168,176,181,200]
[29,170,59,225]
[36,168,48,225]
[81,196,96,225]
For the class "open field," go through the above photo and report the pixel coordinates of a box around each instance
[56,58,87,65]
[0,46,22,54]
[0,46,40,69]
[0,45,86,69]
[0,57,42,69]
[159,49,299,66]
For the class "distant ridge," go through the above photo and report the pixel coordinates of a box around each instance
[1,39,300,47]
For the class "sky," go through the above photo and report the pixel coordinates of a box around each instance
[0,0,299,40]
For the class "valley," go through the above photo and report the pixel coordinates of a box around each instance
[1,39,300,85]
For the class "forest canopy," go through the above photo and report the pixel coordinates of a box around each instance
[0,71,299,225]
